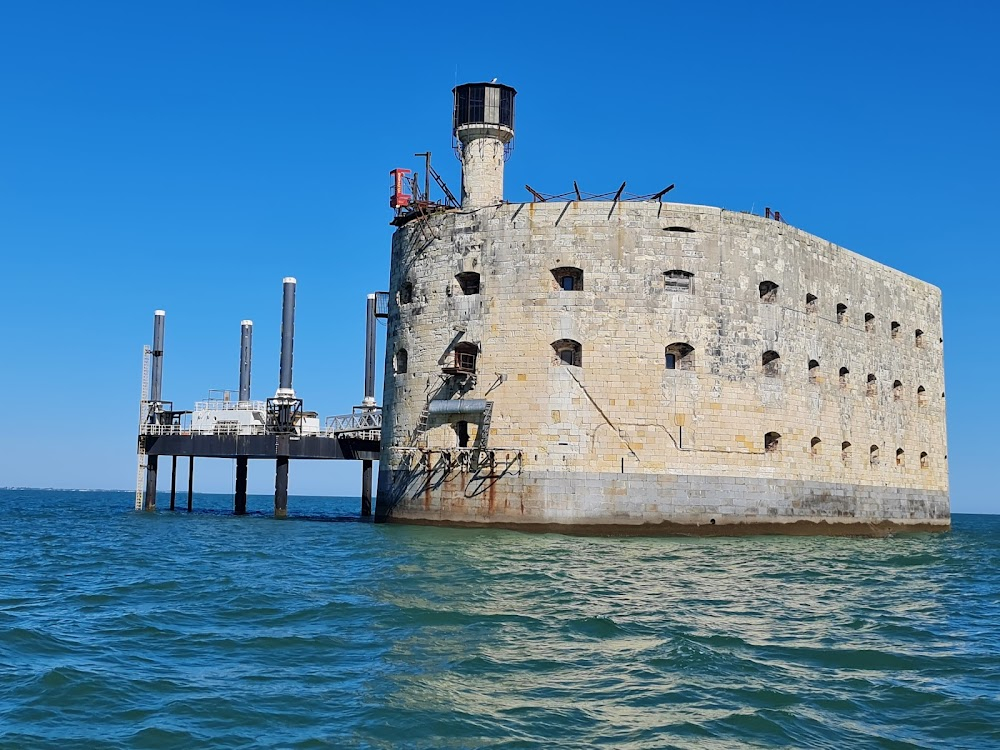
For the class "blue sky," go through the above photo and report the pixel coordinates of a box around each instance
[0,1,997,512]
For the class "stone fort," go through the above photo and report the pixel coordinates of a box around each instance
[375,82,949,534]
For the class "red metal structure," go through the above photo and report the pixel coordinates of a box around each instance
[389,168,411,209]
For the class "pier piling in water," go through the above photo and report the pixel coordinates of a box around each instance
[143,310,165,511]
[235,320,253,515]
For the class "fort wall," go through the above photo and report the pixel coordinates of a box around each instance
[375,200,949,532]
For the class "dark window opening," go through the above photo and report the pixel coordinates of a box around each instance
[663,269,694,293]
[837,303,847,324]
[870,444,880,466]
[456,421,470,448]
[666,342,695,371]
[399,282,413,305]
[762,350,781,377]
[867,373,877,396]
[917,385,927,406]
[896,448,904,466]
[765,431,781,452]
[759,280,779,302]
[551,266,583,292]
[552,339,582,367]
[839,367,850,388]
[806,293,818,313]
[893,380,903,400]
[455,272,481,295]
[891,321,900,338]
[444,342,479,375]
[915,329,925,347]
[842,441,852,463]
[920,451,929,469]
[865,312,875,333]
[811,437,821,455]
[809,359,820,383]
[395,349,408,374]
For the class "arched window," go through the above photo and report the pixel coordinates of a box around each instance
[896,448,905,466]
[917,385,927,406]
[551,267,583,292]
[808,359,820,383]
[665,342,695,371]
[806,293,818,313]
[870,444,880,466]
[444,342,478,375]
[762,350,781,377]
[867,373,877,397]
[811,437,822,456]
[663,269,694,293]
[394,348,408,374]
[839,367,850,388]
[915,329,924,348]
[759,280,779,302]
[837,303,847,324]
[891,321,900,338]
[398,281,413,305]
[842,441,852,463]
[764,432,781,452]
[893,380,903,401]
[920,451,929,469]
[865,312,875,333]
[552,339,582,367]
[455,272,481,295]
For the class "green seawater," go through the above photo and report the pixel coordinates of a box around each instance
[0,489,997,749]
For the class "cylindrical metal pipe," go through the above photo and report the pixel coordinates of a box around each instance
[363,294,376,405]
[428,399,488,416]
[150,310,165,403]
[278,278,296,393]
[274,457,289,518]
[361,460,372,517]
[239,320,253,402]
[235,457,248,515]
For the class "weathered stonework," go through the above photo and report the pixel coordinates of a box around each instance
[375,200,949,534]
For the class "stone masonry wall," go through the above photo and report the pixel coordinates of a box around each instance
[375,201,949,531]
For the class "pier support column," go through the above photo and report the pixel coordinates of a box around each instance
[235,457,248,515]
[275,457,289,518]
[144,456,158,512]
[170,455,177,511]
[361,460,372,517]
[187,456,194,512]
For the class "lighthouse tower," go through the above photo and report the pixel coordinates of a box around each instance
[452,82,517,208]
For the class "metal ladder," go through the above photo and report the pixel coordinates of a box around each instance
[412,403,431,446]
[134,345,151,511]
[475,401,493,450]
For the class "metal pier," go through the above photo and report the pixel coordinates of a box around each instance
[134,279,388,518]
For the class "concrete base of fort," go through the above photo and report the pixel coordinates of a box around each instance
[375,467,950,536]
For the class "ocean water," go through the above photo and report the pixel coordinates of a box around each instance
[0,489,997,749]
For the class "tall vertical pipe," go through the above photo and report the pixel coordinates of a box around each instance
[363,294,377,407]
[277,278,296,396]
[150,310,165,404]
[143,310,166,511]
[361,293,377,516]
[239,320,253,402]
[235,319,253,515]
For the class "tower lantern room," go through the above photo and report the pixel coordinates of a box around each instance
[453,82,517,208]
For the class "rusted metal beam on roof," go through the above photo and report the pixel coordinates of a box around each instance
[650,184,675,202]
[525,184,546,202]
